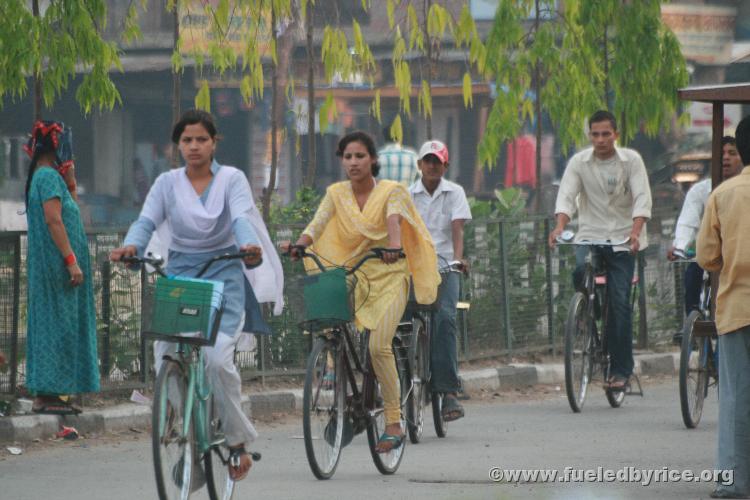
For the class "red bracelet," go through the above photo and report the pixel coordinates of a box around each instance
[64,253,77,267]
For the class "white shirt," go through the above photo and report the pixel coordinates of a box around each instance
[673,178,711,252]
[555,145,652,251]
[409,177,472,262]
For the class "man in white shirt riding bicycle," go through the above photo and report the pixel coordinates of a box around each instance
[666,136,743,315]
[548,110,653,391]
[409,139,472,421]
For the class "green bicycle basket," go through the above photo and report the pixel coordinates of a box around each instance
[145,276,224,344]
[302,268,353,326]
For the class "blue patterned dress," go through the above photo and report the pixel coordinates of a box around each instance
[25,167,100,395]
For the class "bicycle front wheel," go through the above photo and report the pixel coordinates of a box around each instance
[431,392,447,438]
[303,338,345,480]
[565,292,593,413]
[152,359,196,500]
[680,310,709,428]
[407,318,428,444]
[366,343,408,475]
[205,395,236,500]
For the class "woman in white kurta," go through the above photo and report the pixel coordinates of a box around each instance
[110,109,282,481]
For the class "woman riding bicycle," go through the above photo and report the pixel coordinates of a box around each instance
[285,131,439,453]
[110,109,283,481]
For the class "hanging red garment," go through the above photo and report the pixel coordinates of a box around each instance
[505,135,537,188]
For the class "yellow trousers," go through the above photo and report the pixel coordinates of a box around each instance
[368,281,409,426]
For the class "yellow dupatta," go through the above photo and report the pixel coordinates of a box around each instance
[307,180,440,329]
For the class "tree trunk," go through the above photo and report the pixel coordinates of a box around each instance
[262,7,296,223]
[603,24,610,110]
[533,0,542,214]
[423,0,433,139]
[304,3,316,187]
[171,4,181,167]
[33,0,41,121]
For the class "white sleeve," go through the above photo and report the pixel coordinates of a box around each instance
[451,186,472,221]
[673,181,709,250]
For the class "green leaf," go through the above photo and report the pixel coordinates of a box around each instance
[462,72,473,108]
[195,79,211,111]
[389,115,403,145]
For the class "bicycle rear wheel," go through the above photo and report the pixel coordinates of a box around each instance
[407,318,428,444]
[205,395,236,500]
[153,359,196,500]
[564,292,593,413]
[366,343,408,475]
[680,310,709,428]
[303,338,345,480]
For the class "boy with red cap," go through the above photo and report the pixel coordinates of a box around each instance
[408,140,472,421]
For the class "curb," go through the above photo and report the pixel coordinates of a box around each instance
[0,352,679,445]
[460,352,679,394]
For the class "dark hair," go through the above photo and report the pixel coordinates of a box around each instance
[588,110,617,131]
[736,116,750,166]
[721,135,736,148]
[336,131,380,177]
[24,127,58,208]
[171,109,218,144]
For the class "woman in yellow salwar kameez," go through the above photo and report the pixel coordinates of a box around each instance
[291,131,439,452]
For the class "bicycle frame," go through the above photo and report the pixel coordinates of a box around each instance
[579,250,609,371]
[165,347,218,456]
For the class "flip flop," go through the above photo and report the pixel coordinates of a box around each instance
[608,376,629,392]
[32,400,81,415]
[441,395,464,422]
[375,432,404,454]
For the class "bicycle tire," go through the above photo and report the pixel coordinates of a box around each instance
[605,386,626,408]
[366,343,408,475]
[431,392,447,438]
[564,292,593,413]
[407,318,428,444]
[303,338,345,480]
[680,310,708,428]
[152,359,196,500]
[205,394,236,500]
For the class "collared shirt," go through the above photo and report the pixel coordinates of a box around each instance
[378,143,420,186]
[673,178,711,252]
[555,145,652,250]
[696,167,750,335]
[409,177,472,262]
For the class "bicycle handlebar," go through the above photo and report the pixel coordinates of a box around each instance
[671,248,697,262]
[119,250,261,278]
[287,245,405,275]
[439,260,466,274]
[555,236,631,247]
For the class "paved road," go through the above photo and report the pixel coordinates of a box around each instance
[0,377,720,499]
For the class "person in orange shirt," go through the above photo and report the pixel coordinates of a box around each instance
[697,115,750,499]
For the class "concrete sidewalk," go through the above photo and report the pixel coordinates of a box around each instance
[0,352,678,445]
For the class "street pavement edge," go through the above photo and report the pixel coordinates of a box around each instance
[0,352,678,445]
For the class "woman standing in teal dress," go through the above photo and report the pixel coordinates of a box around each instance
[24,120,99,414]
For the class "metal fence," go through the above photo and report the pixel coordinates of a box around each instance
[0,214,686,395]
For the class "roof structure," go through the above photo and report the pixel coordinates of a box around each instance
[678,83,750,187]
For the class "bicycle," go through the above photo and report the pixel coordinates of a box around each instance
[403,259,467,443]
[118,252,262,500]
[558,232,644,413]
[673,250,718,429]
[287,246,412,479]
